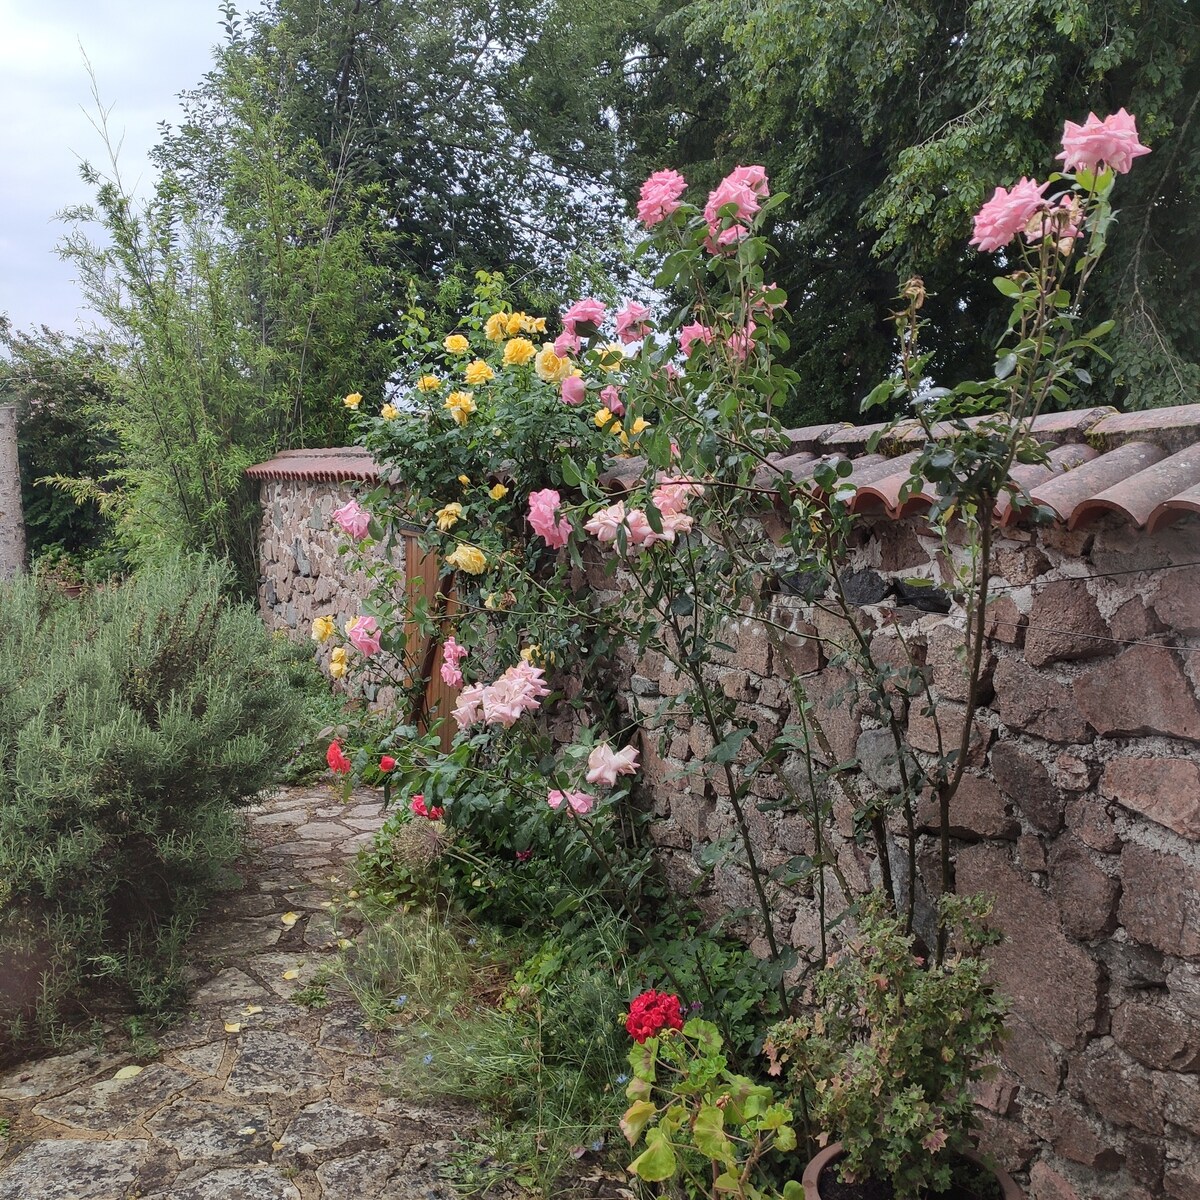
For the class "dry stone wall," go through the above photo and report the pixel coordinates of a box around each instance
[586,514,1200,1200]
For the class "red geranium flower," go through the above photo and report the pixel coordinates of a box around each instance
[625,989,685,1044]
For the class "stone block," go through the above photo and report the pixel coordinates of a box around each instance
[1108,597,1166,643]
[975,1111,1040,1174]
[1101,756,1200,841]
[774,620,822,676]
[801,667,862,761]
[1152,564,1200,634]
[993,656,1090,743]
[1112,997,1200,1072]
[917,776,1018,840]
[1025,579,1109,667]
[1068,1039,1162,1135]
[993,543,1050,586]
[1119,842,1200,958]
[1164,1156,1200,1200]
[1075,645,1200,743]
[1029,1161,1083,1200]
[1064,795,1122,853]
[1002,1014,1064,1096]
[1048,1102,1123,1171]
[957,843,1100,1052]
[991,740,1066,834]
[856,727,919,792]
[927,621,994,704]
[985,595,1026,645]
[906,699,990,764]
[1048,838,1120,940]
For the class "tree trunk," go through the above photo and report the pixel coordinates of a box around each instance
[0,404,26,578]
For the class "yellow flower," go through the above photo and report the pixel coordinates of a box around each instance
[503,337,537,367]
[520,644,540,664]
[505,312,527,336]
[343,392,363,409]
[598,343,625,372]
[484,590,515,611]
[444,333,470,354]
[489,483,509,501]
[484,312,509,341]
[416,375,442,392]
[593,406,614,429]
[436,502,464,531]
[464,359,496,386]
[380,403,400,420]
[619,416,652,449]
[528,316,547,334]
[458,474,471,486]
[444,390,477,426]
[446,544,487,575]
[311,615,335,644]
[329,646,350,679]
[534,344,572,383]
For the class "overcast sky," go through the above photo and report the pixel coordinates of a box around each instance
[0,1,231,337]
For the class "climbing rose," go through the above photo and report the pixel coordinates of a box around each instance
[547,789,596,815]
[637,169,687,227]
[653,475,705,515]
[726,319,757,362]
[446,544,487,574]
[600,384,625,417]
[311,615,335,644]
[455,663,551,731]
[534,343,572,383]
[444,333,470,354]
[585,742,640,787]
[379,755,396,772]
[679,321,715,358]
[703,165,768,247]
[346,614,382,657]
[332,499,371,540]
[326,740,351,774]
[615,301,652,344]
[583,501,628,544]
[553,329,581,357]
[625,990,685,1044]
[969,177,1046,253]
[1057,109,1150,175]
[562,297,606,337]
[452,683,486,730]
[527,488,572,549]
[440,636,468,687]
[410,794,442,820]
[560,374,586,405]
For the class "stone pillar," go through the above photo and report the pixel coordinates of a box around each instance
[0,404,26,578]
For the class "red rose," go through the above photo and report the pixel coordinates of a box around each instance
[326,740,351,774]
[410,794,428,818]
[379,755,397,772]
[625,989,685,1043]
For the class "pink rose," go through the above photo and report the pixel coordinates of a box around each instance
[562,298,607,337]
[726,164,769,199]
[652,474,705,516]
[703,165,768,248]
[560,375,586,405]
[637,169,687,227]
[554,329,581,357]
[623,508,654,549]
[969,177,1046,253]
[332,498,371,540]
[750,281,786,317]
[479,663,549,728]
[615,301,652,344]
[528,487,572,550]
[452,683,486,730]
[1057,109,1150,175]
[379,755,396,772]
[726,319,757,362]
[585,742,641,788]
[583,501,627,544]
[547,789,596,815]
[679,322,715,358]
[346,614,382,657]
[599,384,624,417]
[440,636,467,687]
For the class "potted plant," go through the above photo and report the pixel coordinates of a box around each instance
[766,893,1019,1199]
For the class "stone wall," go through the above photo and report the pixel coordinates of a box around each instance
[592,514,1200,1200]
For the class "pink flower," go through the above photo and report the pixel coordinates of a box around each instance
[583,501,628,544]
[585,742,641,787]
[452,683,486,730]
[726,164,769,199]
[547,789,596,815]
[599,384,625,417]
[969,177,1046,253]
[750,281,786,317]
[703,166,768,248]
[679,322,715,358]
[560,375,586,405]
[726,319,757,362]
[440,636,467,687]
[411,793,442,820]
[528,488,572,550]
[615,301,652,344]
[332,499,371,540]
[1057,109,1150,175]
[623,508,654,549]
[515,848,534,862]
[379,755,396,772]
[652,474,705,515]
[562,297,607,336]
[637,169,687,227]
[346,614,382,657]
[554,329,581,357]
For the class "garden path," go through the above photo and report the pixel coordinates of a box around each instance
[0,784,480,1200]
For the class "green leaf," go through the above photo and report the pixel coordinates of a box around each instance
[992,277,1022,298]
[629,1128,677,1182]
[620,1100,657,1145]
[710,727,751,765]
[560,455,581,487]
[693,1104,734,1163]
[783,1182,805,1200]
[994,353,1017,380]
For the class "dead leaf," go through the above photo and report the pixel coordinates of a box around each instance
[113,1065,143,1080]
[280,911,300,927]
[224,1022,242,1033]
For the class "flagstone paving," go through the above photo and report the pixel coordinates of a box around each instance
[0,785,478,1200]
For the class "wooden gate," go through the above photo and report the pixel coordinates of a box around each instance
[399,530,458,752]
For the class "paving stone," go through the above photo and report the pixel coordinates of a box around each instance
[250,809,310,827]
[174,1040,226,1075]
[156,1016,218,1051]
[192,968,272,1005]
[303,910,345,950]
[224,1031,326,1099]
[345,803,387,819]
[242,952,322,999]
[193,919,283,959]
[146,1166,301,1200]
[146,1095,273,1160]
[318,1012,379,1056]
[0,1047,118,1101]
[213,893,280,918]
[0,1138,171,1200]
[294,820,351,840]
[278,1097,391,1162]
[316,1148,455,1200]
[33,1062,196,1132]
[282,885,336,909]
[345,817,387,832]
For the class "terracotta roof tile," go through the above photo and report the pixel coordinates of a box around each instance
[245,448,382,483]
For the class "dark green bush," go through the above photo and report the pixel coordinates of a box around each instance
[0,557,304,1047]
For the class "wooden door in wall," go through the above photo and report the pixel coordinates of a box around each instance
[399,530,458,752]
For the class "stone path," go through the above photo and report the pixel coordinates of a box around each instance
[0,785,479,1200]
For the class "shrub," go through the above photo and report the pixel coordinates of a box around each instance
[0,557,304,1047]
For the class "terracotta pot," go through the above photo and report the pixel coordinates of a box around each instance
[801,1141,1023,1199]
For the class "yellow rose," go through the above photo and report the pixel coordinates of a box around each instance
[503,337,537,367]
[343,392,363,409]
[416,375,442,392]
[463,359,496,386]
[380,403,400,420]
[484,312,509,341]
[520,644,541,664]
[436,502,464,531]
[619,416,652,449]
[505,312,527,336]
[446,544,487,575]
[444,333,470,354]
[311,615,335,643]
[528,316,547,334]
[598,343,625,372]
[593,406,614,429]
[489,483,509,501]
[534,344,572,383]
[329,646,350,679]
[458,474,471,486]
[444,390,477,426]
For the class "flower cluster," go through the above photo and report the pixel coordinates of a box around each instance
[527,488,572,549]
[547,788,596,815]
[625,989,685,1044]
[452,661,551,730]
[440,636,468,687]
[582,473,702,554]
[410,793,444,820]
